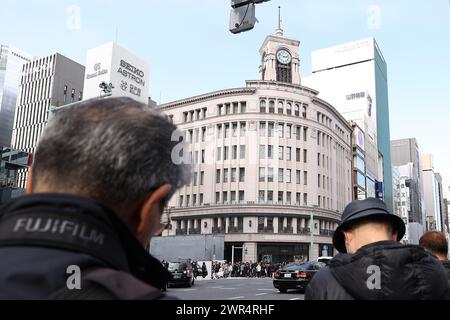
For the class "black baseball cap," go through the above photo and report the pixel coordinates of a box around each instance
[332,198,406,253]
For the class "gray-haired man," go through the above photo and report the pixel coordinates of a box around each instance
[0,97,191,299]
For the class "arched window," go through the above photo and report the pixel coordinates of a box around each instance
[286,103,292,115]
[295,104,300,116]
[260,100,266,113]
[269,101,275,113]
[278,101,284,114]
[302,105,307,118]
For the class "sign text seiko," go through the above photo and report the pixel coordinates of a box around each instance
[117,60,145,86]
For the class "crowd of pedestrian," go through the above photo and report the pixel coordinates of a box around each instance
[210,261,288,279]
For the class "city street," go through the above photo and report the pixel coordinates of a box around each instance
[167,278,305,301]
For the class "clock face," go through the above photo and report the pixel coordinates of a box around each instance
[277,49,292,64]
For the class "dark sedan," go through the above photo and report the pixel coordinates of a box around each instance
[168,261,195,288]
[273,261,326,293]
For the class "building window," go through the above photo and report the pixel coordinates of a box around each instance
[304,193,308,206]
[259,167,266,182]
[278,123,284,138]
[269,101,275,113]
[240,145,246,159]
[63,85,68,103]
[259,191,265,204]
[193,172,198,186]
[295,104,300,116]
[278,101,284,114]
[259,145,265,159]
[296,170,301,184]
[218,104,223,115]
[240,122,246,137]
[296,193,301,206]
[231,168,237,183]
[286,192,291,205]
[268,122,274,137]
[260,100,266,113]
[233,102,239,114]
[286,125,292,139]
[302,105,308,118]
[286,103,292,115]
[267,191,274,204]
[231,191,236,204]
[193,194,197,206]
[216,192,220,204]
[296,126,301,140]
[296,148,301,162]
[223,169,229,183]
[201,127,206,142]
[286,147,292,161]
[232,123,238,137]
[179,195,184,207]
[200,171,204,185]
[217,124,222,139]
[225,104,231,115]
[268,168,274,182]
[200,194,204,205]
[304,171,308,186]
[224,146,229,160]
[223,192,228,204]
[260,122,266,136]
[201,150,205,163]
[286,169,292,183]
[318,174,321,188]
[241,102,247,113]
[318,153,321,166]
[278,169,284,183]
[225,124,230,138]
[279,146,284,160]
[303,149,308,163]
[268,145,274,159]
[216,169,221,183]
[239,191,245,204]
[239,168,245,182]
[278,191,284,204]
[232,145,238,160]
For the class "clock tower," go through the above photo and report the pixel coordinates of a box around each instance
[259,7,301,85]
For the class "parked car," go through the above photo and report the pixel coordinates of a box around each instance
[168,261,195,288]
[273,261,326,293]
[317,256,333,265]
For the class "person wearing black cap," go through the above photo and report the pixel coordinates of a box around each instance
[305,198,450,300]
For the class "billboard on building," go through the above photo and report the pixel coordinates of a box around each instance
[83,42,149,104]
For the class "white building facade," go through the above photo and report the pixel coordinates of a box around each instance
[11,53,85,188]
[303,38,393,213]
[159,29,353,263]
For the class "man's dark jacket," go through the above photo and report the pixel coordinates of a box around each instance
[0,193,171,300]
[306,241,450,300]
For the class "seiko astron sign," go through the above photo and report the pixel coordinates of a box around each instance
[83,42,149,104]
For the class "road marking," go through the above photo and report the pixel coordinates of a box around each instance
[257,289,278,291]
[289,297,302,300]
[181,289,197,292]
[219,288,237,290]
[255,293,268,296]
[208,286,224,289]
[229,296,245,300]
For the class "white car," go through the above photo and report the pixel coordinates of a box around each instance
[317,256,333,265]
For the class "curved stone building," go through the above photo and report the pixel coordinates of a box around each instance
[159,28,352,263]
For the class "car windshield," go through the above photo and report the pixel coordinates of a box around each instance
[168,262,187,271]
[283,264,312,271]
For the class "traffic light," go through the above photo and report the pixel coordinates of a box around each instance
[229,0,271,34]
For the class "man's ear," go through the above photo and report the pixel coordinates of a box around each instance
[137,184,172,246]
[26,169,33,193]
[392,230,399,241]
